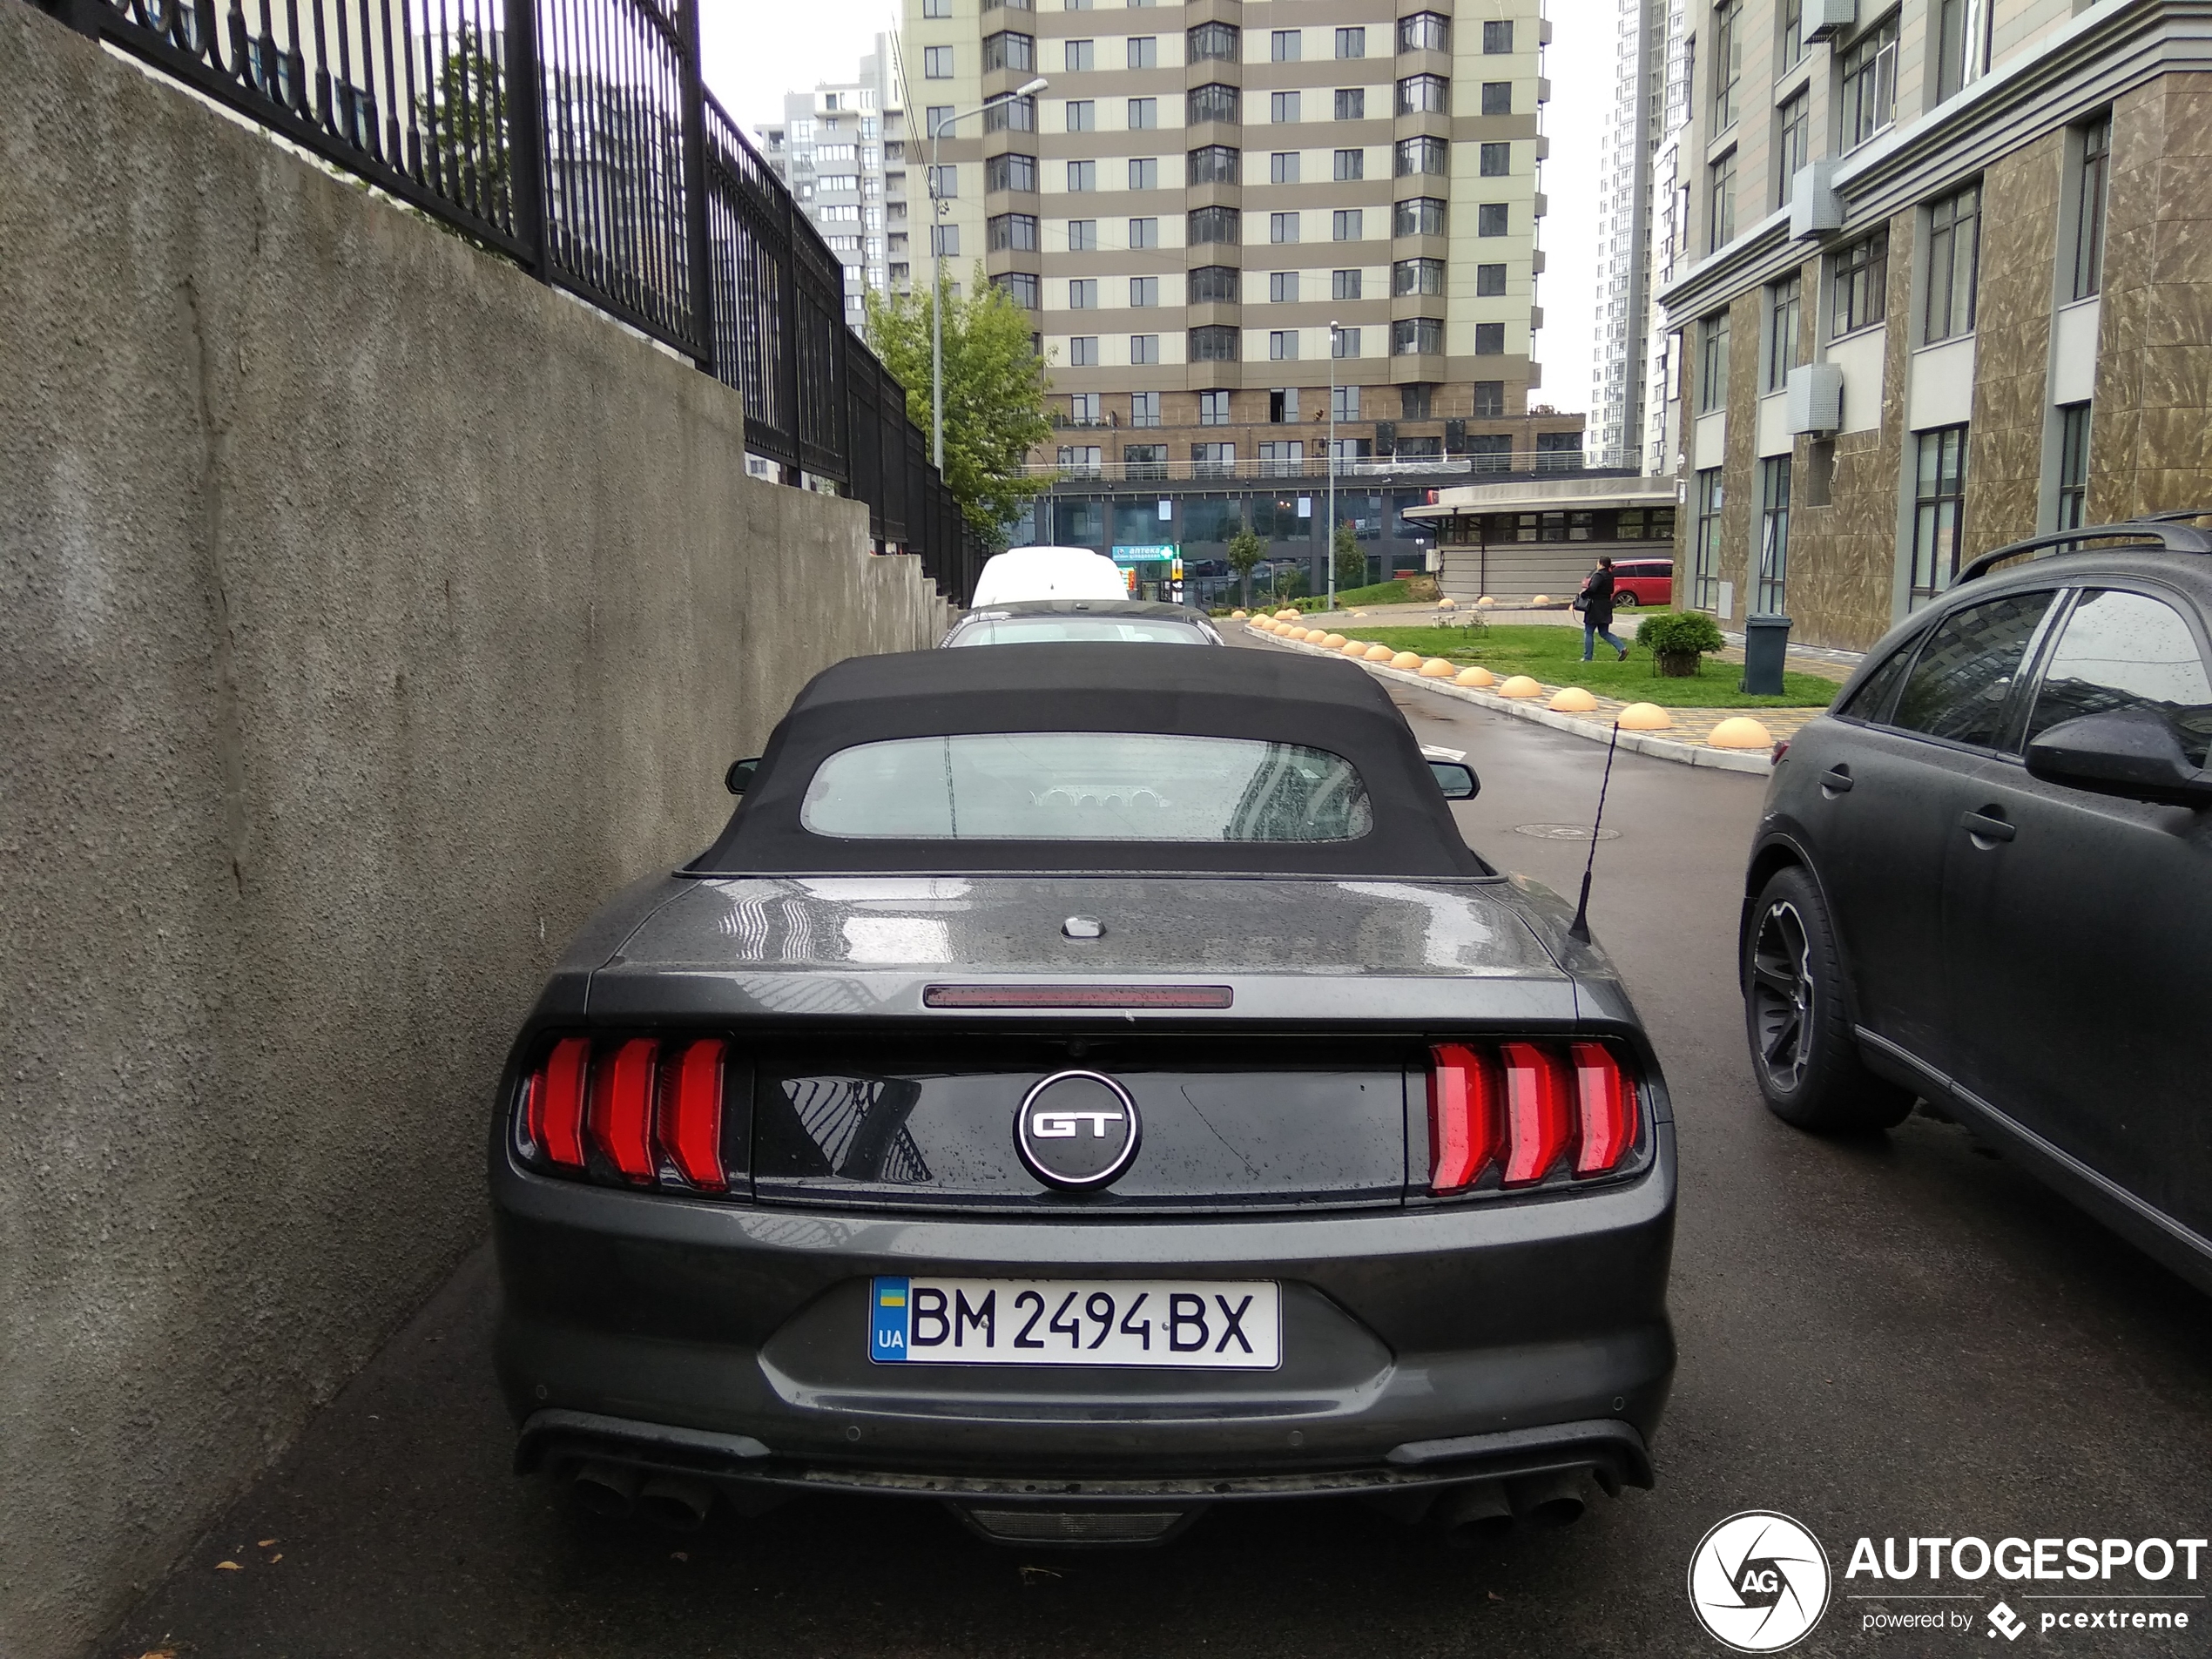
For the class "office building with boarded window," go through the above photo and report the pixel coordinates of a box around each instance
[1653,0,2209,651]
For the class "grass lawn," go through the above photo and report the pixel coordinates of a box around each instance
[1342,624,1841,709]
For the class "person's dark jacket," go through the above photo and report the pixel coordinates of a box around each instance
[1581,566,1616,631]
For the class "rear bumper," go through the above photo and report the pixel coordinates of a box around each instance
[491,1124,1676,1494]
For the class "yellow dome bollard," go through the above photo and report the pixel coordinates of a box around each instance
[1230,609,1247,619]
[1708,716,1776,750]
[1437,596,1458,610]
[1389,651,1424,670]
[1321,632,1347,648]
[1276,608,1301,621]
[1499,675,1544,698]
[1476,596,1496,607]
[1455,665,1496,687]
[1340,638,1370,656]
[1616,702,1673,730]
[1549,687,1600,712]
[1531,594,1551,606]
[1363,644,1395,662]
[1419,658,1457,678]
[1305,628,1331,643]
[1351,610,1369,617]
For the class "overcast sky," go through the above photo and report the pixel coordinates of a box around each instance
[699,0,1608,420]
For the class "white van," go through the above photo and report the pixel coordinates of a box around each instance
[969,545,1128,607]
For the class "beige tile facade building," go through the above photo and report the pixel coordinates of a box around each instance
[1656,0,2212,651]
[900,0,1588,484]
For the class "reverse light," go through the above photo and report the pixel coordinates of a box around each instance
[1425,1038,1642,1194]
[522,1034,730,1191]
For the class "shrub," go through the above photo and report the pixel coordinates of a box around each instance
[1636,610,1726,678]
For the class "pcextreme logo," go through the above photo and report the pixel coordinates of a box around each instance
[1689,1511,1834,1652]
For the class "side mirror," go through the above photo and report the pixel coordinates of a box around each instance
[1428,759,1480,800]
[725,758,761,796]
[2024,710,2212,807]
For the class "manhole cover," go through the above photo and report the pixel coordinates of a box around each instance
[1513,823,1622,840]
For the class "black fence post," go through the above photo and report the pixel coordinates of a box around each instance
[502,0,546,274]
[674,0,714,372]
[776,181,803,485]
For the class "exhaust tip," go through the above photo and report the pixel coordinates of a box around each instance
[637,1474,716,1533]
[571,1460,641,1519]
[1430,1480,1514,1539]
[1507,1471,1588,1527]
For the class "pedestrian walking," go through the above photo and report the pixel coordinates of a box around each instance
[1577,556,1629,662]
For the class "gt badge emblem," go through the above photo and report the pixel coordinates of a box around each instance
[1015,1069,1141,1191]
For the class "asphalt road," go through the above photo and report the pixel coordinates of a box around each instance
[105,651,2212,1659]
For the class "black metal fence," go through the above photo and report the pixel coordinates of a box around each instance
[34,0,983,602]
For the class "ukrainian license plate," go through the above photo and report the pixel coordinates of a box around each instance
[868,1277,1280,1369]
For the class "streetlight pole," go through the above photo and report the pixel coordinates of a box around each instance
[1326,320,1339,610]
[929,76,1049,474]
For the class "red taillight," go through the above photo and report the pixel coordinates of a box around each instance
[1569,1041,1639,1175]
[536,1036,591,1169]
[1499,1042,1575,1185]
[589,1037,660,1183]
[660,1038,729,1191]
[1427,1043,1501,1193]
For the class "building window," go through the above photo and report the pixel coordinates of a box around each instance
[1476,262,1507,295]
[1332,268,1362,300]
[1700,309,1730,411]
[923,0,950,15]
[1396,317,1446,354]
[1068,277,1096,308]
[1337,24,1367,57]
[1776,91,1809,210]
[1271,388,1301,421]
[1063,158,1094,192]
[1474,381,1506,416]
[1271,91,1303,123]
[1123,442,1167,478]
[988,212,1039,250]
[1476,202,1507,236]
[1188,144,1240,185]
[1191,442,1236,477]
[1399,11,1449,51]
[1270,329,1301,360]
[1397,136,1447,176]
[1934,0,1984,100]
[1000,271,1042,308]
[1068,392,1102,422]
[1199,389,1232,423]
[1393,257,1446,295]
[1831,228,1888,335]
[1059,445,1102,475]
[1332,208,1364,240]
[1778,0,1804,71]
[1399,75,1450,115]
[1130,275,1159,307]
[924,105,953,138]
[1924,182,1981,343]
[1187,206,1240,245]
[1746,279,1797,402]
[1129,97,1157,129]
[1189,84,1239,125]
[2056,402,2091,529]
[1271,152,1301,185]
[928,163,959,199]
[1474,321,1505,354]
[1693,469,1725,609]
[1128,157,1157,190]
[1757,455,1791,613]
[1334,88,1366,121]
[930,224,960,256]
[1402,384,1433,418]
[1480,141,1511,177]
[923,45,953,78]
[1128,34,1157,67]
[1708,150,1737,252]
[986,31,1036,70]
[2072,117,2111,300]
[1911,425,1970,604]
[1190,326,1241,362]
[1334,147,1364,180]
[1332,384,1360,421]
[1069,336,1099,366]
[1480,81,1512,115]
[1481,18,1513,52]
[1332,327,1361,358]
[1399,197,1448,237]
[1269,271,1297,302]
[1130,391,1162,425]
[1839,14,1898,152]
[1187,21,1238,61]
[1068,219,1097,251]
[984,95,1036,132]
[1057,34,1089,70]
[1258,441,1305,476]
[1712,0,1743,129]
[1188,264,1238,303]
[1064,99,1096,131]
[1272,28,1302,60]
[1129,217,1158,246]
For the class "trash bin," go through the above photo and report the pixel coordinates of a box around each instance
[1741,614,1792,696]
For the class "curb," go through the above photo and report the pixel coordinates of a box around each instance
[1245,627,1777,776]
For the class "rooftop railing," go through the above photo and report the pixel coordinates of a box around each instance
[1028,449,1635,484]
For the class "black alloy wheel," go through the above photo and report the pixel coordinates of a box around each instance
[1743,866,1914,1131]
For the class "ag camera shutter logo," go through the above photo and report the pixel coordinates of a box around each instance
[1688,1511,1833,1652]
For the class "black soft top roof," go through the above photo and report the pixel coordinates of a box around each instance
[686,643,1487,876]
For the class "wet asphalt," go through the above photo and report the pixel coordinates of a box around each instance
[103,644,2212,1659]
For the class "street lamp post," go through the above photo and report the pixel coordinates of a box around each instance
[929,76,1049,473]
[1326,320,1340,610]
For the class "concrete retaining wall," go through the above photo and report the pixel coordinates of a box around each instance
[0,11,948,1653]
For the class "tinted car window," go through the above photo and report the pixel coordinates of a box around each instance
[1888,591,2055,747]
[800,733,1373,841]
[1838,635,1919,723]
[2023,589,2212,766]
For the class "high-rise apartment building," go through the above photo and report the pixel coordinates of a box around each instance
[1657,0,2212,650]
[754,37,914,328]
[900,0,1586,496]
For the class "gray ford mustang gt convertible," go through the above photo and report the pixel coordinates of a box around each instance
[490,644,1676,1545]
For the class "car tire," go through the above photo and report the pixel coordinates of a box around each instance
[1743,866,1914,1132]
[1615,591,1639,607]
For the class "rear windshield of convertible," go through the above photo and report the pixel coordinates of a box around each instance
[799,733,1373,842]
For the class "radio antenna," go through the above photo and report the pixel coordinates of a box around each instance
[1567,721,1622,943]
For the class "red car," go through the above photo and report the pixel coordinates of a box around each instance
[1609,557,1674,608]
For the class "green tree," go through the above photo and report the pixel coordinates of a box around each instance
[865,268,1054,539]
[1332,523,1366,592]
[1226,523,1265,606]
[418,21,509,221]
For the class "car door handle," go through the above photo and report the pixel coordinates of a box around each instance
[1819,765,1853,796]
[1960,810,2016,843]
